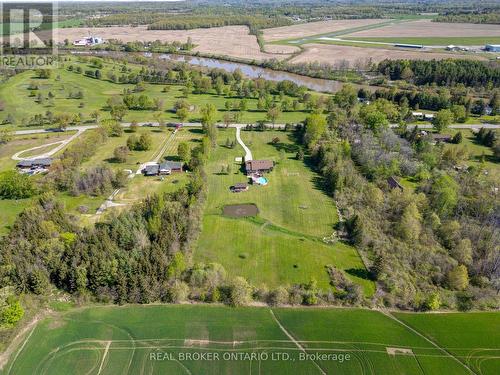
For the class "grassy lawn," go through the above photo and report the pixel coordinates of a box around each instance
[194,129,374,294]
[0,58,310,128]
[443,129,498,171]
[6,304,494,375]
[395,312,500,375]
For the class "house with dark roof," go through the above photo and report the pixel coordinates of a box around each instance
[143,161,183,176]
[431,134,452,144]
[159,161,183,175]
[245,160,274,175]
[143,164,160,176]
[16,158,53,169]
[387,176,404,192]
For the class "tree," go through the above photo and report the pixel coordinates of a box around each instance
[0,297,24,327]
[396,202,422,242]
[266,106,281,126]
[55,113,71,131]
[450,105,467,123]
[360,107,388,132]
[113,146,129,163]
[0,171,36,199]
[448,265,469,291]
[137,133,152,151]
[303,114,326,149]
[423,292,441,311]
[200,104,218,147]
[90,110,100,123]
[110,105,127,121]
[129,120,139,132]
[268,287,289,306]
[229,277,252,306]
[177,142,190,163]
[0,127,13,144]
[452,132,463,144]
[177,107,189,122]
[169,280,189,303]
[431,174,459,217]
[432,109,453,133]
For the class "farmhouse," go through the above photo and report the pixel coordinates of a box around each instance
[143,161,183,176]
[245,160,274,175]
[73,36,104,46]
[17,158,53,170]
[159,161,183,174]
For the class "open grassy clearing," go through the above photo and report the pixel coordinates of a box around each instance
[395,312,500,375]
[5,304,497,375]
[194,129,373,294]
[0,58,310,128]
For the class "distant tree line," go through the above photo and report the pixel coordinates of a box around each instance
[378,59,500,88]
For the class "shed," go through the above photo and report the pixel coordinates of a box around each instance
[387,176,404,192]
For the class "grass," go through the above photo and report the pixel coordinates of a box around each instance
[194,129,374,294]
[0,58,311,128]
[342,36,500,46]
[5,304,496,375]
[443,129,498,172]
[395,312,500,375]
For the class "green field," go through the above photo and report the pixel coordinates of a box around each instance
[194,129,374,294]
[395,312,500,375]
[0,58,310,128]
[342,36,500,46]
[4,304,498,375]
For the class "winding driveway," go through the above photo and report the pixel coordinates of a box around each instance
[235,125,253,161]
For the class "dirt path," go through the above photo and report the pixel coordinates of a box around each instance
[11,129,84,161]
[0,313,45,372]
[384,311,476,375]
[269,310,326,375]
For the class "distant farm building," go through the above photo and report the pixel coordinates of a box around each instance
[245,160,274,175]
[485,44,500,52]
[394,43,424,49]
[73,36,104,47]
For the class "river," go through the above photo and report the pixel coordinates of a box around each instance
[158,54,373,93]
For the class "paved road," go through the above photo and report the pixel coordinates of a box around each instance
[13,122,500,137]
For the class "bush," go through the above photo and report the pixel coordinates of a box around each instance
[0,171,36,199]
[0,297,24,327]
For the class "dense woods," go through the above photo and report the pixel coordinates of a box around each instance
[378,59,500,88]
[434,12,500,24]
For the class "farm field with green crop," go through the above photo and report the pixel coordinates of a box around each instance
[4,305,497,375]
[194,129,374,294]
[394,312,500,375]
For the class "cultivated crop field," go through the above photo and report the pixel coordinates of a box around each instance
[262,19,388,42]
[194,129,374,294]
[4,305,498,375]
[54,26,286,61]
